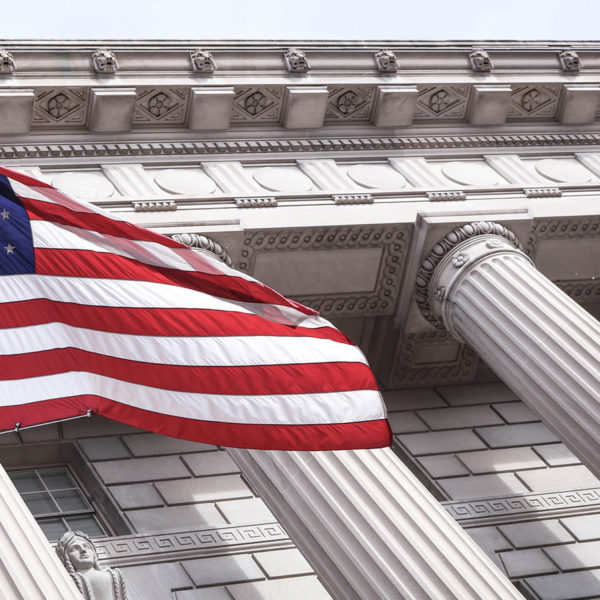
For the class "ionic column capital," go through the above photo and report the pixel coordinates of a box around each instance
[415,221,526,331]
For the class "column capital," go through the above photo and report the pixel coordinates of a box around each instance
[415,221,525,330]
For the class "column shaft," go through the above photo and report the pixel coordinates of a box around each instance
[0,463,83,600]
[447,250,600,476]
[229,447,524,600]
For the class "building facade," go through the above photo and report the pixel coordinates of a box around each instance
[0,41,599,600]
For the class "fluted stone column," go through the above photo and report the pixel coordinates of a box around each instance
[0,464,84,599]
[416,221,600,478]
[229,447,524,600]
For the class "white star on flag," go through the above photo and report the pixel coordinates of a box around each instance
[0,209,9,220]
[4,243,15,255]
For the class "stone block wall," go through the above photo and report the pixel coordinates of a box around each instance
[0,417,332,600]
[387,382,600,600]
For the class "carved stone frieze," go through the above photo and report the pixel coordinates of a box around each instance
[325,87,375,121]
[445,488,600,522]
[469,48,492,72]
[508,85,561,119]
[525,216,600,257]
[374,49,399,73]
[284,48,310,73]
[32,89,89,127]
[190,49,216,73]
[0,49,16,73]
[3,132,600,161]
[91,49,118,74]
[239,225,408,317]
[133,88,188,125]
[388,330,478,389]
[170,233,233,266]
[415,86,469,119]
[231,87,283,122]
[558,49,582,72]
[557,279,600,304]
[415,221,522,329]
[91,523,290,566]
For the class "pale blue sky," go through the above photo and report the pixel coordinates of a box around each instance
[3,0,599,40]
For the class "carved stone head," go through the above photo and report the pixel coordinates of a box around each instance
[375,49,399,73]
[190,49,216,73]
[91,49,118,74]
[0,50,16,73]
[559,50,581,71]
[469,48,492,72]
[56,530,128,600]
[284,48,310,73]
[56,531,100,573]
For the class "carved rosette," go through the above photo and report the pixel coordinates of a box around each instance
[284,48,310,73]
[415,222,524,330]
[0,49,16,73]
[91,49,118,74]
[170,233,232,266]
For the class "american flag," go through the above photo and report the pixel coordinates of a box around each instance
[0,166,391,450]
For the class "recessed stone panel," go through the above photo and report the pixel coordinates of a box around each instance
[154,168,217,195]
[253,247,382,297]
[535,238,600,280]
[252,167,313,193]
[441,161,501,186]
[346,164,407,189]
[51,172,115,200]
[535,158,594,183]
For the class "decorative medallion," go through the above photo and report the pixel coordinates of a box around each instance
[325,87,375,121]
[231,87,283,122]
[415,86,469,119]
[32,89,89,127]
[508,85,561,119]
[133,88,188,125]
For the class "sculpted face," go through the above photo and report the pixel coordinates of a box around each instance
[67,538,96,570]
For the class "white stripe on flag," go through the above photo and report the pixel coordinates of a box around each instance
[0,275,331,328]
[0,372,384,425]
[0,322,366,367]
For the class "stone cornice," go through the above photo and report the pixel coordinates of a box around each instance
[3,131,600,161]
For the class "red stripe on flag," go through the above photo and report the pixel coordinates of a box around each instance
[0,299,350,343]
[0,397,393,450]
[35,248,314,314]
[0,348,377,395]
[0,165,53,189]
[24,195,184,247]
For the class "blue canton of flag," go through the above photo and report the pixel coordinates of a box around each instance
[0,174,35,275]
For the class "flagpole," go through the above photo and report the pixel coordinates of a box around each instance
[0,463,84,599]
